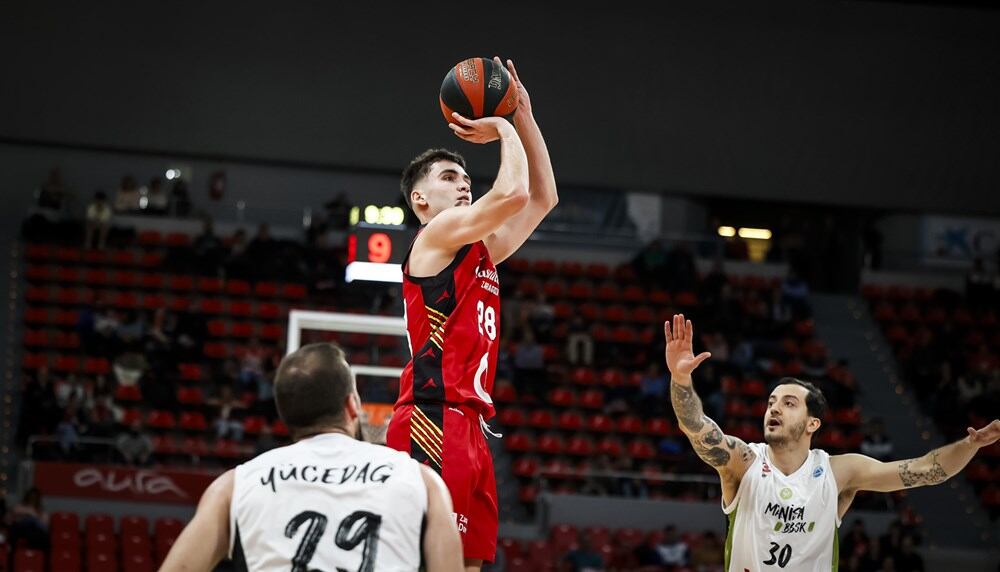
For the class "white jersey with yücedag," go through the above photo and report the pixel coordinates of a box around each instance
[723,443,841,572]
[229,433,427,572]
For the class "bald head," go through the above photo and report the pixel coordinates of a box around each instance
[274,343,355,435]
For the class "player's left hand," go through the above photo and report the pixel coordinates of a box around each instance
[967,419,1000,448]
[502,57,532,122]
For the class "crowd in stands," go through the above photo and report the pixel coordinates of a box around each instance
[866,254,1000,520]
[493,511,923,572]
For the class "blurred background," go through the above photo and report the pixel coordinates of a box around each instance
[1,1,998,570]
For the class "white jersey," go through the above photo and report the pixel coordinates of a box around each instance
[723,443,841,572]
[229,433,427,572]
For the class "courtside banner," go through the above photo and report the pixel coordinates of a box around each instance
[33,462,218,505]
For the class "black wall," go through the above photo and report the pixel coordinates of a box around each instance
[3,0,999,214]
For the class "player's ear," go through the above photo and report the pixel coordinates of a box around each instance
[344,391,361,420]
[410,189,426,207]
[807,416,822,435]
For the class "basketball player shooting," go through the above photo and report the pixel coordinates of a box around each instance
[386,57,558,570]
[160,343,463,572]
[664,314,1000,572]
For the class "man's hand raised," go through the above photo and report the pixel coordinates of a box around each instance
[664,313,711,380]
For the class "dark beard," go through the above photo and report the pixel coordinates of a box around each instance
[763,420,807,447]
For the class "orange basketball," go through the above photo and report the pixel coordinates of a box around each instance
[439,57,519,123]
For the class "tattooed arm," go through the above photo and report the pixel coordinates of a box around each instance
[664,316,756,504]
[831,420,1000,494]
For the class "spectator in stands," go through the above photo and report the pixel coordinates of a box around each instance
[665,242,698,292]
[564,532,605,572]
[83,386,122,438]
[879,522,904,561]
[700,259,728,309]
[632,238,668,284]
[324,191,352,231]
[208,170,226,200]
[208,385,246,441]
[117,310,147,350]
[637,363,668,418]
[528,292,556,341]
[37,167,67,210]
[780,269,810,319]
[245,223,279,278]
[566,314,594,366]
[860,418,894,461]
[840,519,870,561]
[502,289,529,341]
[192,218,226,275]
[114,175,141,212]
[84,190,112,250]
[254,425,277,456]
[16,367,60,447]
[225,227,252,278]
[55,403,82,459]
[171,178,192,216]
[513,329,546,402]
[144,177,169,214]
[894,535,924,571]
[116,419,154,466]
[6,488,48,551]
[655,525,689,568]
[730,334,755,373]
[239,337,269,394]
[54,374,85,409]
[689,530,724,572]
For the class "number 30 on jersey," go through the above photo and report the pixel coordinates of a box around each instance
[476,301,496,340]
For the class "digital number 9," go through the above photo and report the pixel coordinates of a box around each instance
[367,232,391,263]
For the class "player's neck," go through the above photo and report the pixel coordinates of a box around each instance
[766,441,810,476]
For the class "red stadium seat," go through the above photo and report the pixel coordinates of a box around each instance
[85,513,115,536]
[14,548,45,572]
[586,414,614,433]
[506,432,535,453]
[617,415,643,434]
[257,301,282,319]
[550,523,580,553]
[585,263,610,280]
[142,293,167,311]
[203,342,227,359]
[260,323,284,340]
[645,418,675,437]
[50,547,82,572]
[146,410,176,430]
[111,250,136,266]
[536,434,566,455]
[176,387,205,406]
[140,252,164,267]
[226,279,251,296]
[548,387,577,408]
[53,354,80,373]
[281,283,308,299]
[511,456,538,478]
[168,275,194,291]
[230,300,253,316]
[566,435,594,456]
[254,282,280,297]
[199,298,226,314]
[527,409,555,430]
[137,230,163,247]
[557,410,584,432]
[165,232,190,247]
[272,419,290,437]
[598,436,624,457]
[178,411,208,432]
[579,389,604,409]
[493,382,517,403]
[114,384,143,402]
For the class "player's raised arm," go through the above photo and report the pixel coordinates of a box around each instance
[832,419,1000,494]
[158,470,233,572]
[418,114,529,253]
[665,315,756,501]
[481,58,559,263]
[419,465,464,572]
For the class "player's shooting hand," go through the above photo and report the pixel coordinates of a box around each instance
[967,419,1000,448]
[448,112,513,144]
[664,314,711,379]
[501,57,532,121]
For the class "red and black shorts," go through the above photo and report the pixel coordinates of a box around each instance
[386,402,498,562]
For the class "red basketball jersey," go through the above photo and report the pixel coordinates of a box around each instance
[396,235,501,419]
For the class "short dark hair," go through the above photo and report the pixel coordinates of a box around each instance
[774,377,828,419]
[400,148,466,210]
[274,343,354,434]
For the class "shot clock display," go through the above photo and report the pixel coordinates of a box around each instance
[344,205,416,283]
